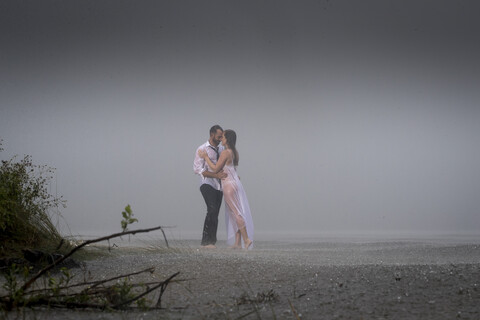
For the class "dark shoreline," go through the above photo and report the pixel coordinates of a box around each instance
[4,239,480,319]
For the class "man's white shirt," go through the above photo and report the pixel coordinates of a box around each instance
[193,141,225,191]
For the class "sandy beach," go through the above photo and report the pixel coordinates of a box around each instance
[4,236,480,319]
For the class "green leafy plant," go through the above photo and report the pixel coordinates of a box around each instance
[2,264,23,306]
[121,204,138,232]
[47,267,72,297]
[114,278,135,304]
[136,296,149,310]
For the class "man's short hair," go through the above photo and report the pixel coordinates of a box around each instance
[210,125,223,135]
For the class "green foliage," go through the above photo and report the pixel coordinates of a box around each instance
[0,140,70,258]
[136,296,149,310]
[48,268,71,297]
[121,204,138,232]
[116,278,134,303]
[2,264,21,302]
[1,264,31,308]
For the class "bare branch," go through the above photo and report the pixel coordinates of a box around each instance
[21,226,169,291]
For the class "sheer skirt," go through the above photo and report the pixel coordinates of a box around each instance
[222,163,254,249]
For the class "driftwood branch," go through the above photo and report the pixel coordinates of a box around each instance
[160,227,170,248]
[16,267,157,297]
[20,271,181,310]
[21,225,169,292]
[86,267,155,290]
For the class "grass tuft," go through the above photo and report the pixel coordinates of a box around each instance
[0,140,73,261]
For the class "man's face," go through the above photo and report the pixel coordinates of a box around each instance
[212,129,223,145]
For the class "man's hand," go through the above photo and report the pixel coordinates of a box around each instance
[216,170,227,180]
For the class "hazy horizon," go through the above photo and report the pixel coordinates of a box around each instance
[1,0,479,240]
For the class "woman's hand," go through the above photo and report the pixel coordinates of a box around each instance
[198,149,207,159]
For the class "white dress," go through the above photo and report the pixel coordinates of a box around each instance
[221,153,254,249]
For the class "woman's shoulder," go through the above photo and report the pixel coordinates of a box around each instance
[221,149,234,161]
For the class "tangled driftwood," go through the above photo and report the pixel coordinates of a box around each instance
[1,226,179,311]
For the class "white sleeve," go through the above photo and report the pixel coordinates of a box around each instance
[193,146,206,179]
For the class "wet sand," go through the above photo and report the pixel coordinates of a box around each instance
[5,237,480,319]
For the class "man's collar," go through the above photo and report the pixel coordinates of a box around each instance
[207,140,221,148]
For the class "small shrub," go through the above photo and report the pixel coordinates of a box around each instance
[0,140,71,259]
[121,204,138,232]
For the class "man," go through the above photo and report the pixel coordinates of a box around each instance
[193,125,227,248]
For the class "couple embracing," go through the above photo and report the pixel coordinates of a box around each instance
[193,125,254,250]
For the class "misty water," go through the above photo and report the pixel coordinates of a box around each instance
[76,230,480,266]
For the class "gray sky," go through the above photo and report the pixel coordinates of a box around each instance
[1,0,479,238]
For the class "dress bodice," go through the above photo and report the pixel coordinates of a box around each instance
[221,151,238,183]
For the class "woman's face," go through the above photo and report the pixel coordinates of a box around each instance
[221,135,228,147]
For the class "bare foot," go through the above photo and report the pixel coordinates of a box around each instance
[202,244,216,249]
[244,239,253,250]
[229,245,241,250]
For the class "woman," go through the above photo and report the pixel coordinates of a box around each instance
[198,129,254,250]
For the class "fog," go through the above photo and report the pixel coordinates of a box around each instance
[1,0,479,239]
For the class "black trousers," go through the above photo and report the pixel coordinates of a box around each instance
[200,184,223,246]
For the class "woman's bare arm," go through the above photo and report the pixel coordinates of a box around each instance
[199,149,229,173]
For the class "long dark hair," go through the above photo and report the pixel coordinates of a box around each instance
[224,129,239,166]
